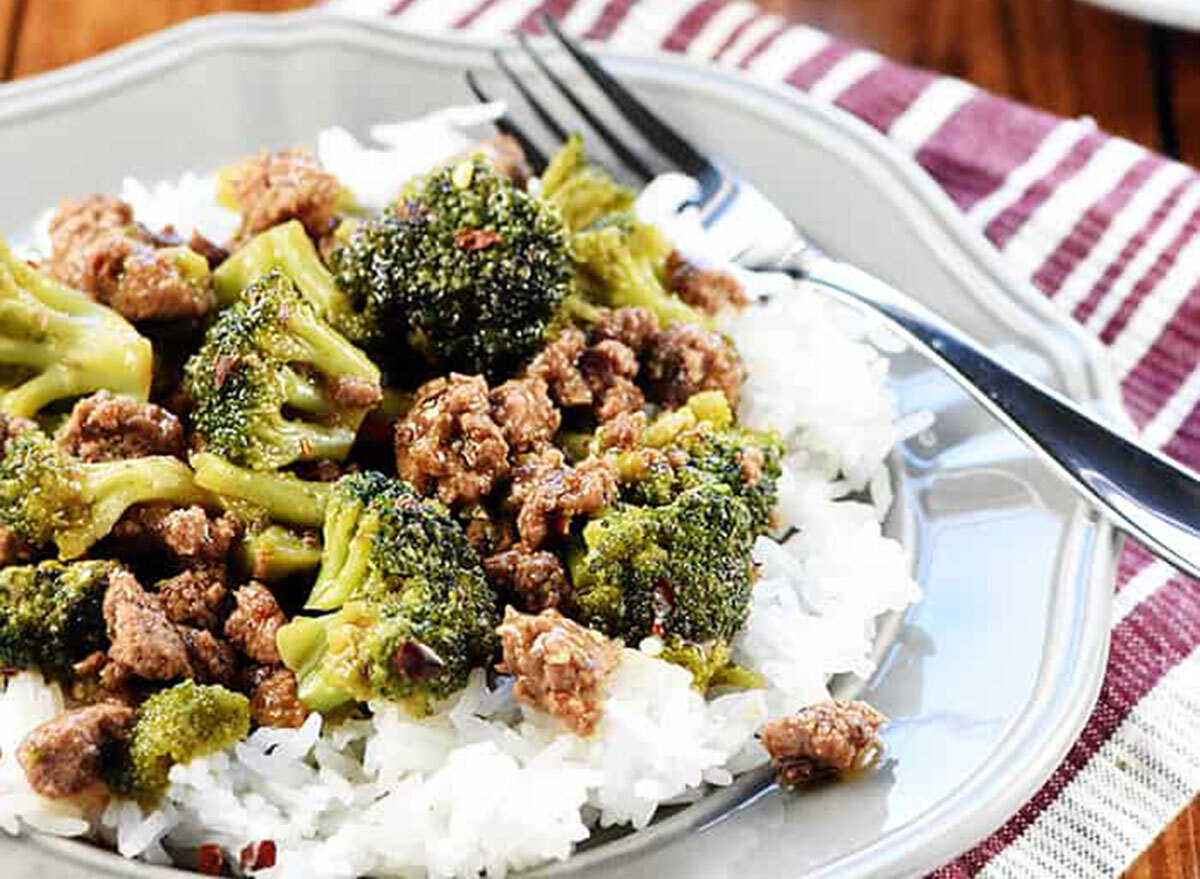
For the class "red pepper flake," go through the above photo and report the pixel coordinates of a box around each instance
[454,228,502,251]
[240,840,277,872]
[196,843,224,876]
[212,354,240,389]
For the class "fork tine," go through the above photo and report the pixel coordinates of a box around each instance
[492,50,570,146]
[538,15,721,192]
[464,71,549,174]
[515,32,654,183]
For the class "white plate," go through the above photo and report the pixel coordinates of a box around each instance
[0,11,1121,879]
[1081,0,1200,29]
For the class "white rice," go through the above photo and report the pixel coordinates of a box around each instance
[0,107,924,878]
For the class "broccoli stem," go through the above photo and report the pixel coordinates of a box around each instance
[280,369,335,416]
[57,457,210,559]
[213,221,352,325]
[305,499,377,611]
[275,614,356,713]
[191,452,329,527]
[236,525,322,582]
[0,241,152,417]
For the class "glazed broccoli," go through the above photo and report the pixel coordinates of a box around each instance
[0,560,116,679]
[329,156,573,379]
[107,681,250,803]
[190,451,330,528]
[184,269,381,471]
[569,481,755,651]
[658,637,764,693]
[538,140,708,330]
[276,471,498,714]
[0,239,152,418]
[0,427,207,559]
[629,392,783,535]
[539,135,636,232]
[236,524,322,582]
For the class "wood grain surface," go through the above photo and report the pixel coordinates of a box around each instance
[0,0,1197,876]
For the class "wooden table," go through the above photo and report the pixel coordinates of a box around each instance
[0,0,1197,876]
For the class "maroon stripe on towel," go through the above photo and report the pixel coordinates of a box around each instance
[836,62,935,135]
[930,570,1200,877]
[1098,202,1200,345]
[1162,409,1200,472]
[517,0,578,33]
[915,94,1060,212]
[984,131,1106,251]
[387,0,423,15]
[737,19,789,69]
[1033,155,1162,297]
[1120,295,1200,429]
[784,41,851,91]
[1072,176,1194,325]
[454,0,505,29]
[583,0,637,40]
[661,0,725,52]
[712,9,763,62]
[1116,540,1159,592]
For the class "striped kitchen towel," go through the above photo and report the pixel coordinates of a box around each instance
[329,1,1200,876]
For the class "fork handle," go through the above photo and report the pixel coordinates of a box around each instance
[780,248,1200,581]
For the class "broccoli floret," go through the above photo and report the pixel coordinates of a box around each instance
[329,156,573,380]
[629,392,782,535]
[538,140,708,331]
[276,471,498,714]
[184,270,381,470]
[657,637,765,693]
[235,524,322,582]
[0,427,207,559]
[190,451,330,528]
[539,135,636,232]
[570,481,755,651]
[107,681,250,803]
[0,560,116,679]
[0,239,152,418]
[212,221,366,333]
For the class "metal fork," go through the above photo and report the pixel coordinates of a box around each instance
[469,18,1200,582]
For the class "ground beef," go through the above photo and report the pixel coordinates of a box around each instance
[328,376,384,410]
[664,250,749,313]
[760,700,887,787]
[17,702,135,799]
[597,409,646,450]
[56,391,185,462]
[0,413,36,449]
[506,449,618,549]
[527,330,593,408]
[179,627,238,687]
[484,546,571,613]
[112,504,241,568]
[104,569,193,681]
[246,666,308,729]
[395,374,511,508]
[0,525,33,567]
[527,328,646,423]
[225,583,287,665]
[643,324,743,410]
[590,306,659,352]
[578,339,645,422]
[187,231,230,268]
[225,147,341,246]
[45,194,214,323]
[496,607,621,737]
[155,567,228,631]
[476,134,532,187]
[489,377,561,453]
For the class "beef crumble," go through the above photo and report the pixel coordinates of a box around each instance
[223,147,341,246]
[56,391,185,462]
[17,701,135,799]
[155,567,228,631]
[484,546,572,613]
[496,607,621,737]
[245,666,309,730]
[664,250,749,314]
[760,700,887,787]
[643,323,743,410]
[104,569,193,682]
[45,194,214,323]
[505,448,618,549]
[224,583,287,666]
[395,374,511,508]
[489,377,561,453]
